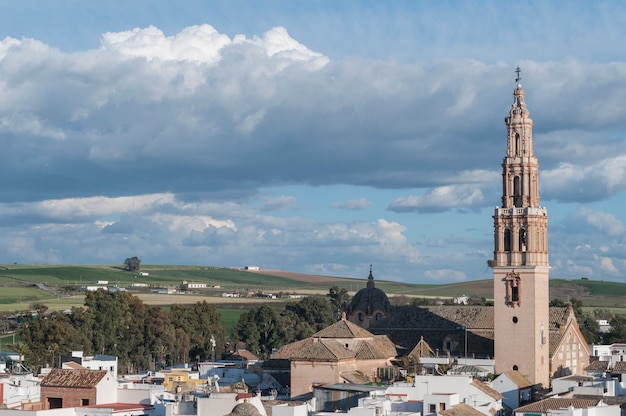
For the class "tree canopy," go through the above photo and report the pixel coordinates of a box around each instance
[16,290,224,374]
[123,256,141,272]
[233,291,343,358]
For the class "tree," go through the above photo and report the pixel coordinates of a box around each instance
[17,311,80,372]
[328,286,351,320]
[604,315,626,344]
[285,295,336,332]
[550,297,600,344]
[123,256,141,272]
[144,306,177,369]
[233,306,280,359]
[549,298,568,307]
[169,301,224,362]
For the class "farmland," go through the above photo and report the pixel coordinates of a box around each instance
[0,264,625,315]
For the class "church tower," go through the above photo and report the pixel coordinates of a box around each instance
[492,68,550,387]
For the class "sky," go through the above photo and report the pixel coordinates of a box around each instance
[0,1,625,284]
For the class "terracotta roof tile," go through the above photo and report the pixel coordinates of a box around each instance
[549,307,568,331]
[440,402,485,416]
[371,335,397,357]
[371,305,580,360]
[354,341,388,360]
[272,339,309,359]
[612,361,626,372]
[280,338,355,362]
[340,371,371,384]
[502,370,533,389]
[585,360,609,371]
[471,379,503,400]
[313,319,375,339]
[549,330,565,356]
[515,398,601,413]
[41,369,109,388]
[232,349,259,361]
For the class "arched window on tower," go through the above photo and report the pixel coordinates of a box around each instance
[513,176,522,207]
[514,133,520,155]
[504,229,512,252]
[519,228,527,252]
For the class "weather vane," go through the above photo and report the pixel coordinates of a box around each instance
[515,66,522,84]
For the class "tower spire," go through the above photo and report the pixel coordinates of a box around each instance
[492,70,550,388]
[367,264,374,288]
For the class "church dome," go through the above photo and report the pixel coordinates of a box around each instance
[347,268,391,317]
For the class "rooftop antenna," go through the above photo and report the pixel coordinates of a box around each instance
[515,66,522,84]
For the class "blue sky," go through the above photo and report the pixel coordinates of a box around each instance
[0,1,625,283]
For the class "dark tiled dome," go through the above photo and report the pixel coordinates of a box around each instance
[347,268,391,315]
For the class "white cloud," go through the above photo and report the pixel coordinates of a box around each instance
[599,257,618,275]
[260,196,297,211]
[331,198,372,210]
[542,155,626,203]
[0,112,66,140]
[549,206,626,279]
[0,193,177,222]
[0,19,626,282]
[101,25,232,64]
[389,185,484,213]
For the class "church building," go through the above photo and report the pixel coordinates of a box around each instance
[355,70,589,388]
[491,70,551,387]
[345,266,392,329]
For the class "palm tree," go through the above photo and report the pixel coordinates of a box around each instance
[154,345,168,369]
[8,342,30,373]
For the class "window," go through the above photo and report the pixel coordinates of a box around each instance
[81,399,90,406]
[504,272,521,307]
[48,398,63,409]
[519,228,527,251]
[504,229,512,251]
[429,404,436,413]
[513,176,522,207]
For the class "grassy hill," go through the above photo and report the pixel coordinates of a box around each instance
[0,264,624,312]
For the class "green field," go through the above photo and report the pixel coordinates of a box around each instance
[0,264,625,314]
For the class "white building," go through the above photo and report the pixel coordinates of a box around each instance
[61,352,118,378]
[385,375,503,416]
[0,373,41,409]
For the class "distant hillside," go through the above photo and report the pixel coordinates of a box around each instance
[0,264,624,310]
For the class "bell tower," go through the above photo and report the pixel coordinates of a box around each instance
[492,68,550,387]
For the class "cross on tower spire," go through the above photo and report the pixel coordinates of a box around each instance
[492,70,550,388]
